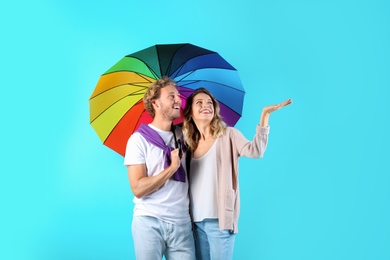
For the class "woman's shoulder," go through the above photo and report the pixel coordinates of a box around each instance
[220,127,240,139]
[225,126,240,134]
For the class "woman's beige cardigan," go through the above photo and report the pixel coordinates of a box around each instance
[215,125,269,234]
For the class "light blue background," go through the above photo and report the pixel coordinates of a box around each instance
[1,0,389,259]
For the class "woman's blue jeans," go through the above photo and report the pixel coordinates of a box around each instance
[194,219,235,260]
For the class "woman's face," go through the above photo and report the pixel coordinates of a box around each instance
[191,92,214,124]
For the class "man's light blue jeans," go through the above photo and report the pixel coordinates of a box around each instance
[194,219,235,260]
[132,216,195,260]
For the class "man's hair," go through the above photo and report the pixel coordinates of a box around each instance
[183,88,226,152]
[143,76,177,118]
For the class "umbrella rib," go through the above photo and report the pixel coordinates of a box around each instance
[155,47,165,77]
[178,78,246,94]
[172,52,237,78]
[103,67,158,79]
[218,100,243,115]
[103,99,146,144]
[132,107,147,132]
[114,55,161,79]
[135,72,158,82]
[90,90,146,124]
[156,44,192,77]
[89,83,148,100]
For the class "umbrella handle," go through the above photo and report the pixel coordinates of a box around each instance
[178,139,183,159]
[171,123,183,159]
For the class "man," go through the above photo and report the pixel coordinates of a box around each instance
[124,77,195,260]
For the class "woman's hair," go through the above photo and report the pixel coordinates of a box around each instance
[183,88,226,152]
[143,76,177,118]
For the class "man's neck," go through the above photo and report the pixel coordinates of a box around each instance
[150,117,173,132]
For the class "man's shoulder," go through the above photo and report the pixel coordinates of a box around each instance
[127,132,149,147]
[129,131,143,141]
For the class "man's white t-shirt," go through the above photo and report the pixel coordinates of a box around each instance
[124,124,190,224]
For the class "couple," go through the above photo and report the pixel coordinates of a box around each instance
[124,77,292,260]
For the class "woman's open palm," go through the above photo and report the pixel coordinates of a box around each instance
[263,98,293,114]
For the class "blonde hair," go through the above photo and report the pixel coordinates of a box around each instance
[143,76,177,118]
[183,88,226,152]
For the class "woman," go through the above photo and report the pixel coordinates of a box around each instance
[183,88,292,260]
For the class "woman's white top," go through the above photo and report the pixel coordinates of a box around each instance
[190,141,218,222]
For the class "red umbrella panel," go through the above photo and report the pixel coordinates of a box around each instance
[89,43,245,156]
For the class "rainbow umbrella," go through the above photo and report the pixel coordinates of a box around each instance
[89,43,245,156]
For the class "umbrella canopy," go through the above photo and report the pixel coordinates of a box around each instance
[90,43,245,156]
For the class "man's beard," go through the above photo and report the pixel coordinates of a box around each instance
[159,103,180,120]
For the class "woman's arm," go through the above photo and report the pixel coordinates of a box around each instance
[235,98,292,158]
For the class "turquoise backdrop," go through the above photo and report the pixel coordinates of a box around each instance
[1,0,389,259]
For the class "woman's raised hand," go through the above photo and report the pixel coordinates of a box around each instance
[260,99,292,127]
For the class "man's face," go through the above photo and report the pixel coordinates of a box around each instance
[155,85,182,120]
